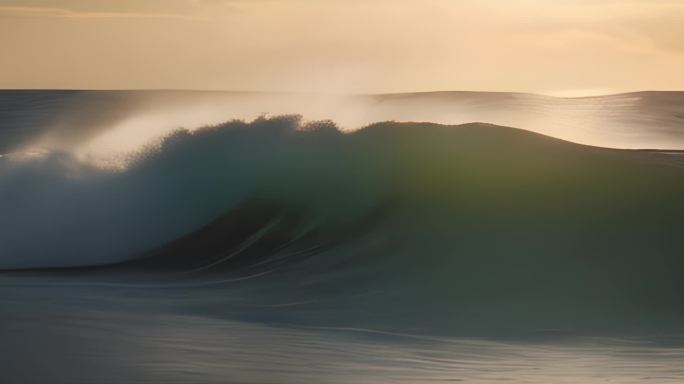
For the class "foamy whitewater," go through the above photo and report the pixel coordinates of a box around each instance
[1,91,684,383]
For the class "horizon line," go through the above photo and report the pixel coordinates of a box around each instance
[1,88,683,99]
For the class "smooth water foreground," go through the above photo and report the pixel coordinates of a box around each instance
[2,276,684,384]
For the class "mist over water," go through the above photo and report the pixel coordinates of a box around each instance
[2,91,684,382]
[2,90,684,159]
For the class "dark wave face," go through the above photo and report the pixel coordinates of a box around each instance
[2,113,684,337]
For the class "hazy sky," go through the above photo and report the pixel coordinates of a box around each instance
[1,0,683,94]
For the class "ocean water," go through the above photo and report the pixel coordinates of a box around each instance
[2,91,684,382]
[2,276,684,384]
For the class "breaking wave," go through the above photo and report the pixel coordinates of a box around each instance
[2,115,684,335]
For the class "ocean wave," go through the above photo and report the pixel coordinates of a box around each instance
[2,115,684,334]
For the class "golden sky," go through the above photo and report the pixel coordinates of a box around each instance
[1,0,683,94]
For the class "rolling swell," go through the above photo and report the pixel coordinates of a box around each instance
[2,115,684,335]
[3,90,684,153]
